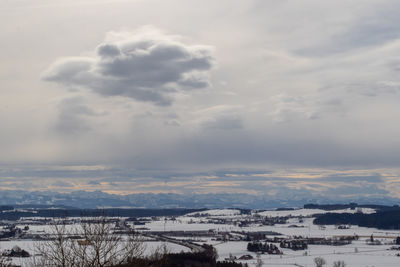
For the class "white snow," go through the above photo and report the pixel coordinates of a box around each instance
[187,209,241,216]
[2,208,399,267]
[257,208,376,217]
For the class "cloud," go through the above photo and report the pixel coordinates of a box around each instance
[5,0,400,188]
[0,164,397,202]
[88,180,101,185]
[54,97,105,135]
[42,26,214,106]
[292,1,400,57]
[322,184,389,197]
[202,115,243,130]
[51,181,73,188]
[345,81,400,97]
[195,105,244,130]
[268,93,345,123]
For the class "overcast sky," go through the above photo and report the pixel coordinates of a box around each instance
[2,0,400,199]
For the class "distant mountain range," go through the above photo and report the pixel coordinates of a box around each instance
[0,189,399,209]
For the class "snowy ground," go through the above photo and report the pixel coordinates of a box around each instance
[136,211,400,266]
[214,240,400,267]
[187,209,242,216]
[256,208,376,217]
[1,208,399,266]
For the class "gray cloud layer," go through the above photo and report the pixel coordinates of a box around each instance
[43,27,214,106]
[3,0,400,199]
[54,97,106,135]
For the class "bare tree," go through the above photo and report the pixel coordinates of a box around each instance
[148,243,170,262]
[33,222,73,267]
[332,260,346,267]
[255,253,264,267]
[34,217,145,267]
[0,254,12,267]
[314,256,327,267]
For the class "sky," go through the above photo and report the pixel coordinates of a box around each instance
[1,0,400,200]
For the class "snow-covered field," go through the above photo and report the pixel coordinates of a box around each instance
[1,208,399,267]
[256,208,376,217]
[188,209,242,216]
[182,209,399,266]
[214,240,400,267]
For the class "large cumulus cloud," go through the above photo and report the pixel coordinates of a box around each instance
[42,26,214,106]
